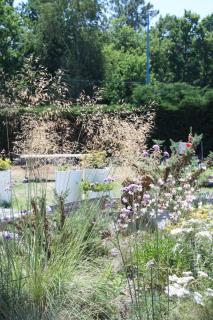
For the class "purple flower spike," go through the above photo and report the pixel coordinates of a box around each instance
[1,231,19,241]
[105,200,116,209]
[104,176,115,183]
[163,151,170,158]
[143,150,149,157]
[152,144,160,152]
[3,233,13,240]
[3,216,11,222]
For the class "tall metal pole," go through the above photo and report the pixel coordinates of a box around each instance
[146,13,150,85]
[201,140,204,162]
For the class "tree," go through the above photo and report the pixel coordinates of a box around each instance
[102,19,147,102]
[0,0,23,73]
[151,11,213,86]
[109,0,158,30]
[195,14,213,86]
[23,0,104,96]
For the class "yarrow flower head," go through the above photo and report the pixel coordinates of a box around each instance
[165,283,190,298]
[146,260,155,269]
[206,288,213,297]
[196,231,212,241]
[193,292,203,305]
[104,199,116,209]
[157,178,164,186]
[198,271,208,278]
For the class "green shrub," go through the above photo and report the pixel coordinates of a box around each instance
[168,300,213,320]
[82,151,108,169]
[132,82,212,111]
[0,158,11,170]
[81,180,114,193]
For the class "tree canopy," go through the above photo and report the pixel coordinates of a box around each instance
[0,1,212,100]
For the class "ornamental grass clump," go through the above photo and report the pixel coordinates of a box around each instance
[13,114,74,155]
[0,150,129,318]
[1,56,71,108]
[80,105,156,166]
[0,191,117,319]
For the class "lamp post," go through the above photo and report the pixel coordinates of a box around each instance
[146,12,150,85]
[145,11,155,85]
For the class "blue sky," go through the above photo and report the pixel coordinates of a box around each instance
[151,0,213,18]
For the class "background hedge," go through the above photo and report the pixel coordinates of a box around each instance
[0,83,212,157]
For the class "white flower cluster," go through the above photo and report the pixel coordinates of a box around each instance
[170,217,213,243]
[165,271,213,305]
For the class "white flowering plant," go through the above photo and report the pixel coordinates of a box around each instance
[165,271,213,307]
[112,133,213,319]
[167,209,213,276]
[117,133,207,230]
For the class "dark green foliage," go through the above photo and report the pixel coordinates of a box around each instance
[132,82,213,154]
[132,82,211,111]
[109,0,158,30]
[0,82,213,155]
[0,0,23,73]
[151,12,213,87]
[0,1,213,98]
[18,0,105,97]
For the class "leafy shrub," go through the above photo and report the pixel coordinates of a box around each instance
[81,179,114,193]
[132,82,213,111]
[0,158,11,170]
[131,84,161,106]
[82,151,108,168]
[168,300,213,320]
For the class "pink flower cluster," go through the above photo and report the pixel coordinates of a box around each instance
[117,174,197,229]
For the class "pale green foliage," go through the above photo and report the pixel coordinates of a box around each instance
[0,200,116,319]
[102,20,147,102]
[0,0,23,73]
[168,300,213,320]
[82,151,108,168]
[0,158,11,170]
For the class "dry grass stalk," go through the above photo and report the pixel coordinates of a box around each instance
[80,105,156,166]
[13,114,75,155]
[0,56,72,109]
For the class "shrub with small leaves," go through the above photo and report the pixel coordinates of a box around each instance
[0,159,11,171]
